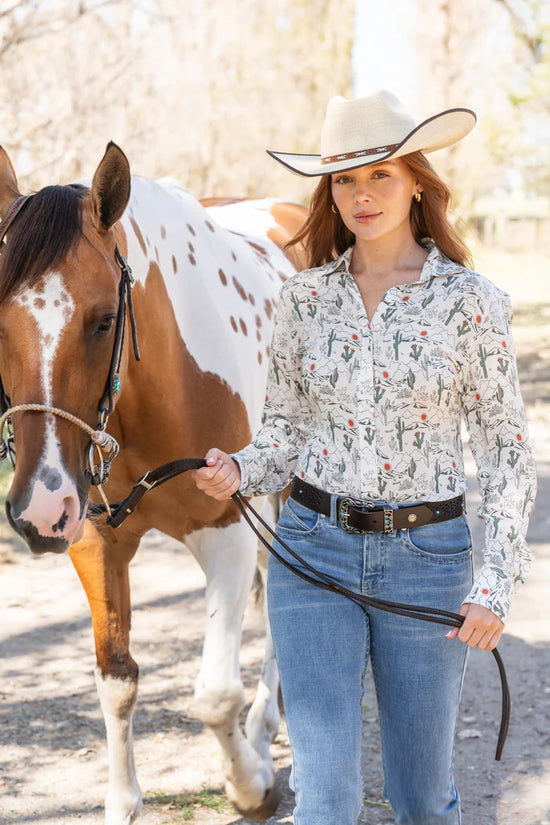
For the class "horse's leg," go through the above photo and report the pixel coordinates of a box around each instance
[69,524,142,825]
[186,520,280,821]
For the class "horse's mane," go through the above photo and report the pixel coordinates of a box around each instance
[0,183,89,304]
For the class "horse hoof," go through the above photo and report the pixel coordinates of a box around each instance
[233,783,281,822]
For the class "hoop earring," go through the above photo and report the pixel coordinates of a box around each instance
[331,204,339,214]
[414,192,422,203]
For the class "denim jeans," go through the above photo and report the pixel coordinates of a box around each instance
[267,494,474,825]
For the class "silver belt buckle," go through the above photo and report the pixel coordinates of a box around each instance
[338,497,375,534]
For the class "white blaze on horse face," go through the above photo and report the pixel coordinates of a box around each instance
[15,272,84,542]
[17,271,75,404]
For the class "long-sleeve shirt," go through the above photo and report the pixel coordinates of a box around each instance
[234,242,537,620]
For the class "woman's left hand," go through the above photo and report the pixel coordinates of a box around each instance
[446,602,504,650]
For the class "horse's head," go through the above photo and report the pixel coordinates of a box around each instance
[0,143,131,554]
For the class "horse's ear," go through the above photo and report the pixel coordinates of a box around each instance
[91,142,131,232]
[0,146,22,218]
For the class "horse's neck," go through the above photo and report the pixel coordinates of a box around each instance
[114,179,284,458]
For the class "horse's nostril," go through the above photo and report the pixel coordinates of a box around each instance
[52,511,69,532]
[5,499,16,531]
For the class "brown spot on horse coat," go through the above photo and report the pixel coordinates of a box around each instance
[130,217,146,256]
[233,276,248,301]
[246,240,267,256]
[218,269,227,286]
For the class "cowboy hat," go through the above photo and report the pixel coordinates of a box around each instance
[267,90,476,177]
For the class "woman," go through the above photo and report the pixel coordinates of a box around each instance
[193,91,536,825]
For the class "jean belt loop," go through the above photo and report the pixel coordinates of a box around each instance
[329,493,339,528]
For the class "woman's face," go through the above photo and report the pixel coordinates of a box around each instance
[331,159,421,245]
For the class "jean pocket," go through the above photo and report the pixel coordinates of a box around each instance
[276,497,323,539]
[404,515,472,563]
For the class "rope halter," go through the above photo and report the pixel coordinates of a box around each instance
[0,404,119,487]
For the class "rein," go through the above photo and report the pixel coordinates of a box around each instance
[87,456,510,762]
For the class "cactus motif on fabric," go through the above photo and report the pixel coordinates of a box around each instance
[234,243,536,621]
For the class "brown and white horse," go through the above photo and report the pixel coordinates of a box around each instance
[0,143,307,824]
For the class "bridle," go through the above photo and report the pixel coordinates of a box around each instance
[0,194,511,761]
[0,195,140,508]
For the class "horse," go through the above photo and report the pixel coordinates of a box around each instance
[0,142,307,824]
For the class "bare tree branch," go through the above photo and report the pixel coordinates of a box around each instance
[493,0,543,59]
[0,0,32,20]
[0,0,124,56]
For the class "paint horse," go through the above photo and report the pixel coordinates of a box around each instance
[0,143,307,824]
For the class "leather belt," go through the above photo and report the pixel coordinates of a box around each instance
[289,478,465,534]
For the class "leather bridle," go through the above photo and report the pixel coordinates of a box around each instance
[0,195,140,494]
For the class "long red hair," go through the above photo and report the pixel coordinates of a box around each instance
[286,151,473,269]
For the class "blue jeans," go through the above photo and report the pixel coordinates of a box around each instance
[267,494,474,825]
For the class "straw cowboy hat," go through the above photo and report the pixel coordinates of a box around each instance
[267,90,476,177]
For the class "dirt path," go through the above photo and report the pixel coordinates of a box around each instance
[1,258,549,825]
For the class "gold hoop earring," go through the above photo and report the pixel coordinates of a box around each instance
[331,204,339,214]
[414,192,422,203]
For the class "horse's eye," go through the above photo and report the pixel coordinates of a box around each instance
[95,315,115,336]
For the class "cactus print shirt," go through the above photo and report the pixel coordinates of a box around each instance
[234,243,536,620]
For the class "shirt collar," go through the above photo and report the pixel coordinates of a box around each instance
[321,241,464,283]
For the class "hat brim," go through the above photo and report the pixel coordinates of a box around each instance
[267,108,476,177]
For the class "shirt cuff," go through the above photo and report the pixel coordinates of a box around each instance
[229,453,246,488]
[462,562,515,622]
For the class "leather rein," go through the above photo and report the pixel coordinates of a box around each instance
[0,202,510,760]
[88,462,510,763]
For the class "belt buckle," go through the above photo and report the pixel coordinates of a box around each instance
[338,497,375,534]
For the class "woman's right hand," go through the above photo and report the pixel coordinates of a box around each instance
[192,448,242,500]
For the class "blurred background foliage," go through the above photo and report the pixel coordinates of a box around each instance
[0,0,548,247]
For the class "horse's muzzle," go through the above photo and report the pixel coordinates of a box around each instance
[5,502,70,554]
